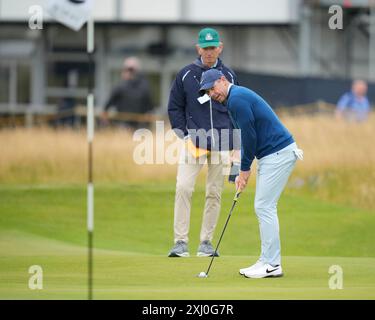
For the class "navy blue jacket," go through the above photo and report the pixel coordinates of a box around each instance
[227,85,294,171]
[168,58,238,151]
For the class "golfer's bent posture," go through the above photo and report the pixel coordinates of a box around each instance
[199,69,303,278]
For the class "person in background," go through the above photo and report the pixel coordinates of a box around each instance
[101,57,154,129]
[335,80,370,122]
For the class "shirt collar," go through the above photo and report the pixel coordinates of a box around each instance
[201,57,218,68]
[222,84,234,106]
[227,83,234,96]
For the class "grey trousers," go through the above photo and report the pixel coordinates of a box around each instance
[255,142,303,266]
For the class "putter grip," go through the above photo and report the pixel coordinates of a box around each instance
[228,162,240,183]
[234,192,241,201]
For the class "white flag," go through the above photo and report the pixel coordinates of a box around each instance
[47,0,94,31]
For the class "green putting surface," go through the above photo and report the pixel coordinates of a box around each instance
[0,184,374,299]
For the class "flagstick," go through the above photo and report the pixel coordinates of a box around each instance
[87,17,95,301]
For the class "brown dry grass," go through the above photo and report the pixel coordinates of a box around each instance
[282,114,375,209]
[283,114,375,172]
[0,127,178,184]
[0,114,374,208]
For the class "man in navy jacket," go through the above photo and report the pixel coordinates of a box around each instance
[167,28,239,257]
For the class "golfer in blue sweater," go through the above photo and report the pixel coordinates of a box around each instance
[199,69,303,278]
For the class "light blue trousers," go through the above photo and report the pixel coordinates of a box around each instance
[254,142,301,266]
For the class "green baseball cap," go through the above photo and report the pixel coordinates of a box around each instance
[198,28,220,48]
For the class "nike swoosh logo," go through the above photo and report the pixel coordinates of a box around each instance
[69,0,86,4]
[266,267,279,273]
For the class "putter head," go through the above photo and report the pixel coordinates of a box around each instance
[197,271,208,278]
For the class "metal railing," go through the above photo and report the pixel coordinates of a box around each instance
[0,104,168,128]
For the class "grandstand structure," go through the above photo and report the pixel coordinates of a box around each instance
[0,0,373,122]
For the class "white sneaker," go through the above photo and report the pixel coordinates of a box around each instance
[243,263,283,278]
[239,260,264,275]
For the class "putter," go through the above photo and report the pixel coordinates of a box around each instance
[197,190,241,278]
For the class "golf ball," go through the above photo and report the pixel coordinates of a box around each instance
[198,272,207,278]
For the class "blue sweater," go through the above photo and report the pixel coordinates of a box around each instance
[227,85,294,171]
[336,92,370,122]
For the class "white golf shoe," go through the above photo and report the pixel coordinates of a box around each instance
[239,260,264,275]
[243,263,283,278]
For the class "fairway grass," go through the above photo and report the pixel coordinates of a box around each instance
[0,184,374,299]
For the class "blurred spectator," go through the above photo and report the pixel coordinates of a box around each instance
[101,57,154,129]
[335,80,370,122]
